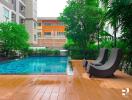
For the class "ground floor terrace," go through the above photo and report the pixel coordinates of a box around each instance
[0,60,132,100]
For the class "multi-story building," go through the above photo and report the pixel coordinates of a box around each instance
[0,0,37,45]
[37,17,66,49]
[25,0,37,45]
[0,0,26,23]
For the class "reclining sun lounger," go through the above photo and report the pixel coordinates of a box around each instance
[91,48,108,66]
[89,48,122,77]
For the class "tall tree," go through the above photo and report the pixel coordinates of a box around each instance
[100,0,132,72]
[59,0,103,50]
[100,0,132,47]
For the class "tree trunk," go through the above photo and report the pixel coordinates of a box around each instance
[113,27,117,47]
[5,50,9,57]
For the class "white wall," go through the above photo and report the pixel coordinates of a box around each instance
[15,0,26,24]
[33,0,37,20]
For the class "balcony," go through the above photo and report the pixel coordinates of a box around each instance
[11,0,16,11]
[19,2,25,17]
[40,35,66,39]
[11,13,16,22]
[19,17,25,24]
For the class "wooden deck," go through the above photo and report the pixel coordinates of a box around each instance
[0,60,132,100]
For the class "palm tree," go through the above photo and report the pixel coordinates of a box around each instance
[100,0,131,47]
[100,0,132,74]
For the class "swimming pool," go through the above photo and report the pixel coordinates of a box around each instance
[0,56,73,75]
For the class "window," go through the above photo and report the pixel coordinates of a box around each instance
[43,22,52,26]
[3,8,9,21]
[34,34,37,41]
[34,22,37,28]
[57,32,65,37]
[58,22,64,26]
[12,0,16,11]
[11,13,16,22]
[42,22,64,26]
[19,17,25,24]
[19,2,25,15]
[38,22,41,26]
[20,6,25,12]
[20,5,25,13]
[37,32,41,38]
[44,32,51,38]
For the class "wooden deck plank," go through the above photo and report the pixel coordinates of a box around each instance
[33,86,47,100]
[41,85,55,100]
[57,85,66,100]
[49,86,60,100]
[0,60,131,100]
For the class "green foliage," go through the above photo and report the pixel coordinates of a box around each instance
[59,0,104,59]
[100,40,113,48]
[69,48,98,60]
[116,40,127,50]
[0,22,29,57]
[119,1,132,49]
[27,49,60,56]
[59,0,103,50]
[128,68,132,75]
[100,39,127,49]
[101,0,132,48]
[65,43,98,59]
[100,0,132,74]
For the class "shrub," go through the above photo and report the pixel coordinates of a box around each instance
[0,22,29,57]
[100,40,113,48]
[69,48,98,59]
[27,49,60,56]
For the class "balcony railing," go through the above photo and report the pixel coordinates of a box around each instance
[38,36,66,39]
[19,2,25,16]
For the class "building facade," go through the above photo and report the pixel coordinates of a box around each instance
[37,17,66,49]
[25,0,37,45]
[0,0,26,23]
[0,0,37,45]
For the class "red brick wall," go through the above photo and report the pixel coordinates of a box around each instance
[38,39,66,48]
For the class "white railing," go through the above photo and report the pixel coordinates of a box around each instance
[40,36,66,39]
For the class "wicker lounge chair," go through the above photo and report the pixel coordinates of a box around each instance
[89,48,122,77]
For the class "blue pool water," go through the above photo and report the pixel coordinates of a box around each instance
[0,56,72,74]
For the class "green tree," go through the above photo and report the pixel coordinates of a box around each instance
[59,0,103,50]
[100,0,132,47]
[0,22,29,56]
[100,0,132,73]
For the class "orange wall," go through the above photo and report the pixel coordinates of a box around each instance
[42,20,65,33]
[42,26,65,32]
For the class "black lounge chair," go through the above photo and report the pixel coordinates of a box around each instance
[89,48,122,77]
[91,48,108,66]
